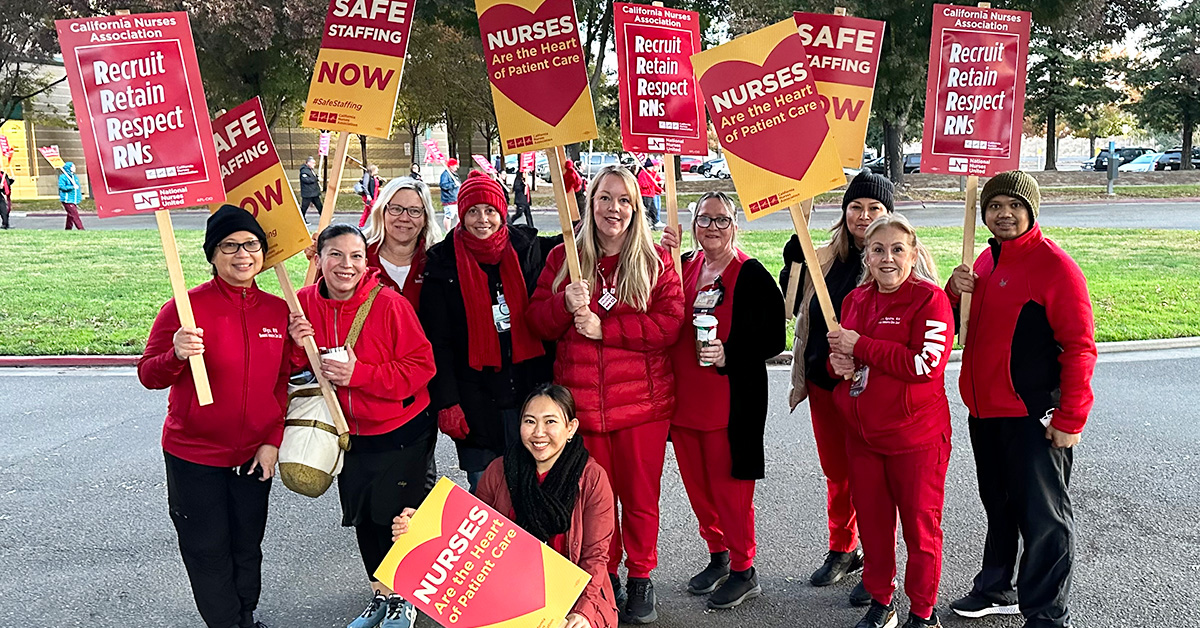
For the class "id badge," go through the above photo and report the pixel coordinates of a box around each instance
[849,365,869,397]
[599,288,618,311]
[693,288,721,313]
[492,294,511,332]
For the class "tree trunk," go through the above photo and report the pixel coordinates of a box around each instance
[588,2,614,93]
[359,134,368,171]
[1089,135,1096,159]
[1044,107,1057,170]
[408,124,420,167]
[1182,110,1195,171]
[883,118,905,186]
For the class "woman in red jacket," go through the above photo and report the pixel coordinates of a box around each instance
[287,224,437,628]
[359,176,444,308]
[660,192,785,610]
[826,214,953,628]
[392,384,618,628]
[527,164,684,624]
[138,205,291,628]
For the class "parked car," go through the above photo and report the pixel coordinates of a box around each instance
[1092,147,1154,171]
[578,152,620,178]
[703,158,727,178]
[1118,152,1161,172]
[712,160,731,179]
[696,157,723,177]
[680,156,704,172]
[1154,147,1200,171]
[864,156,887,174]
[862,154,920,174]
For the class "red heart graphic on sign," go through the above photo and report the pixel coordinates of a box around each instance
[479,0,586,127]
[699,37,829,182]
[393,487,547,628]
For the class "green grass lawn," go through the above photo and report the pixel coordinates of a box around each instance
[0,227,1197,355]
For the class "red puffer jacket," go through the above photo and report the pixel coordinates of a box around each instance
[138,277,292,467]
[527,244,684,433]
[831,276,954,454]
[295,269,436,435]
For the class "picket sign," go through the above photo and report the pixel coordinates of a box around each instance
[957,0,991,346]
[154,194,214,405]
[546,147,583,282]
[304,132,352,286]
[555,145,581,222]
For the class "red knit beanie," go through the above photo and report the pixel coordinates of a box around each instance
[456,170,508,221]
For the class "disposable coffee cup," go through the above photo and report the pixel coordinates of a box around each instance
[322,346,349,363]
[693,315,718,367]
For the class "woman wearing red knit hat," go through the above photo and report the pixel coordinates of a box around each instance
[420,171,561,492]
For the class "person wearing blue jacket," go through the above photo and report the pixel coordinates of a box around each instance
[439,158,460,232]
[59,161,84,230]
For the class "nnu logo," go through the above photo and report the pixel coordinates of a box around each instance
[133,190,160,211]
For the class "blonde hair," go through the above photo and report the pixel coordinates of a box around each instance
[362,177,443,251]
[859,213,940,287]
[554,165,662,311]
[690,191,739,254]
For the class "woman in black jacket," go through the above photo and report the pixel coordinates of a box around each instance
[662,191,785,610]
[510,170,534,227]
[420,171,559,492]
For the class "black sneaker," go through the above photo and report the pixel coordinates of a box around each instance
[707,567,762,609]
[850,580,871,607]
[687,551,731,595]
[609,573,627,609]
[855,600,897,628]
[621,577,658,624]
[901,609,941,628]
[949,592,1020,618]
[810,547,864,586]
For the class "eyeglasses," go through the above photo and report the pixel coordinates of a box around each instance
[385,204,425,218]
[696,215,734,230]
[217,239,263,255]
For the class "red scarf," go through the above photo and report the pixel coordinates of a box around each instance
[454,225,544,370]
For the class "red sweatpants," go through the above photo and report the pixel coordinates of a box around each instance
[847,437,949,619]
[807,383,858,552]
[672,427,757,571]
[582,421,670,579]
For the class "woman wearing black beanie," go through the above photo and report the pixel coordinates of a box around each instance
[139,205,290,628]
[778,171,895,605]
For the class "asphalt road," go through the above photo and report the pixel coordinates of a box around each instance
[10,199,1200,232]
[1,349,1197,627]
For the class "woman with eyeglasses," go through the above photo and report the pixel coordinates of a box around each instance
[420,172,558,493]
[660,192,785,610]
[359,177,444,309]
[138,206,292,628]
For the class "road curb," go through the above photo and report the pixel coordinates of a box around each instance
[3,337,1198,369]
[763,335,1200,366]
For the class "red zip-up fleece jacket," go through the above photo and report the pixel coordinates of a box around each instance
[527,244,684,433]
[637,170,662,197]
[294,269,436,435]
[946,224,1097,433]
[831,276,955,454]
[139,277,292,467]
[477,457,618,628]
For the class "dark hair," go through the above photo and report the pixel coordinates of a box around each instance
[521,383,577,422]
[316,223,367,254]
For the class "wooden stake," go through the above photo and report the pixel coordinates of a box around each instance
[305,132,352,286]
[555,145,580,221]
[662,154,681,276]
[788,201,839,331]
[783,198,815,319]
[959,175,979,346]
[274,264,352,451]
[546,146,583,282]
[155,210,213,406]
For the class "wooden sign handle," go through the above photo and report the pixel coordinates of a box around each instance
[155,210,213,406]
[305,132,352,286]
[783,198,815,319]
[555,145,581,222]
[662,154,681,276]
[788,201,838,332]
[546,146,582,282]
[274,264,352,451]
[959,175,979,346]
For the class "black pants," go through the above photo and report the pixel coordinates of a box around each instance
[1,194,10,228]
[510,202,533,227]
[299,195,322,220]
[165,451,271,628]
[968,415,1074,627]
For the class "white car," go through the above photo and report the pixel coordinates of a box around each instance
[712,160,731,179]
[1118,152,1161,172]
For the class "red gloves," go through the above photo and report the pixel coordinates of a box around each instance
[438,405,469,440]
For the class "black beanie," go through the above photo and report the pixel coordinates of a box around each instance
[204,205,269,262]
[843,170,895,214]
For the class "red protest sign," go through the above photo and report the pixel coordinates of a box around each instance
[319,131,331,157]
[472,154,498,175]
[614,3,706,156]
[56,13,225,217]
[520,151,535,172]
[423,139,446,164]
[920,4,1030,176]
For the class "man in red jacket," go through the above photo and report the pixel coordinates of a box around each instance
[945,171,1097,628]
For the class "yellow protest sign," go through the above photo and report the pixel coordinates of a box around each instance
[691,18,845,220]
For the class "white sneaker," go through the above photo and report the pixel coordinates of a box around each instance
[380,595,417,628]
